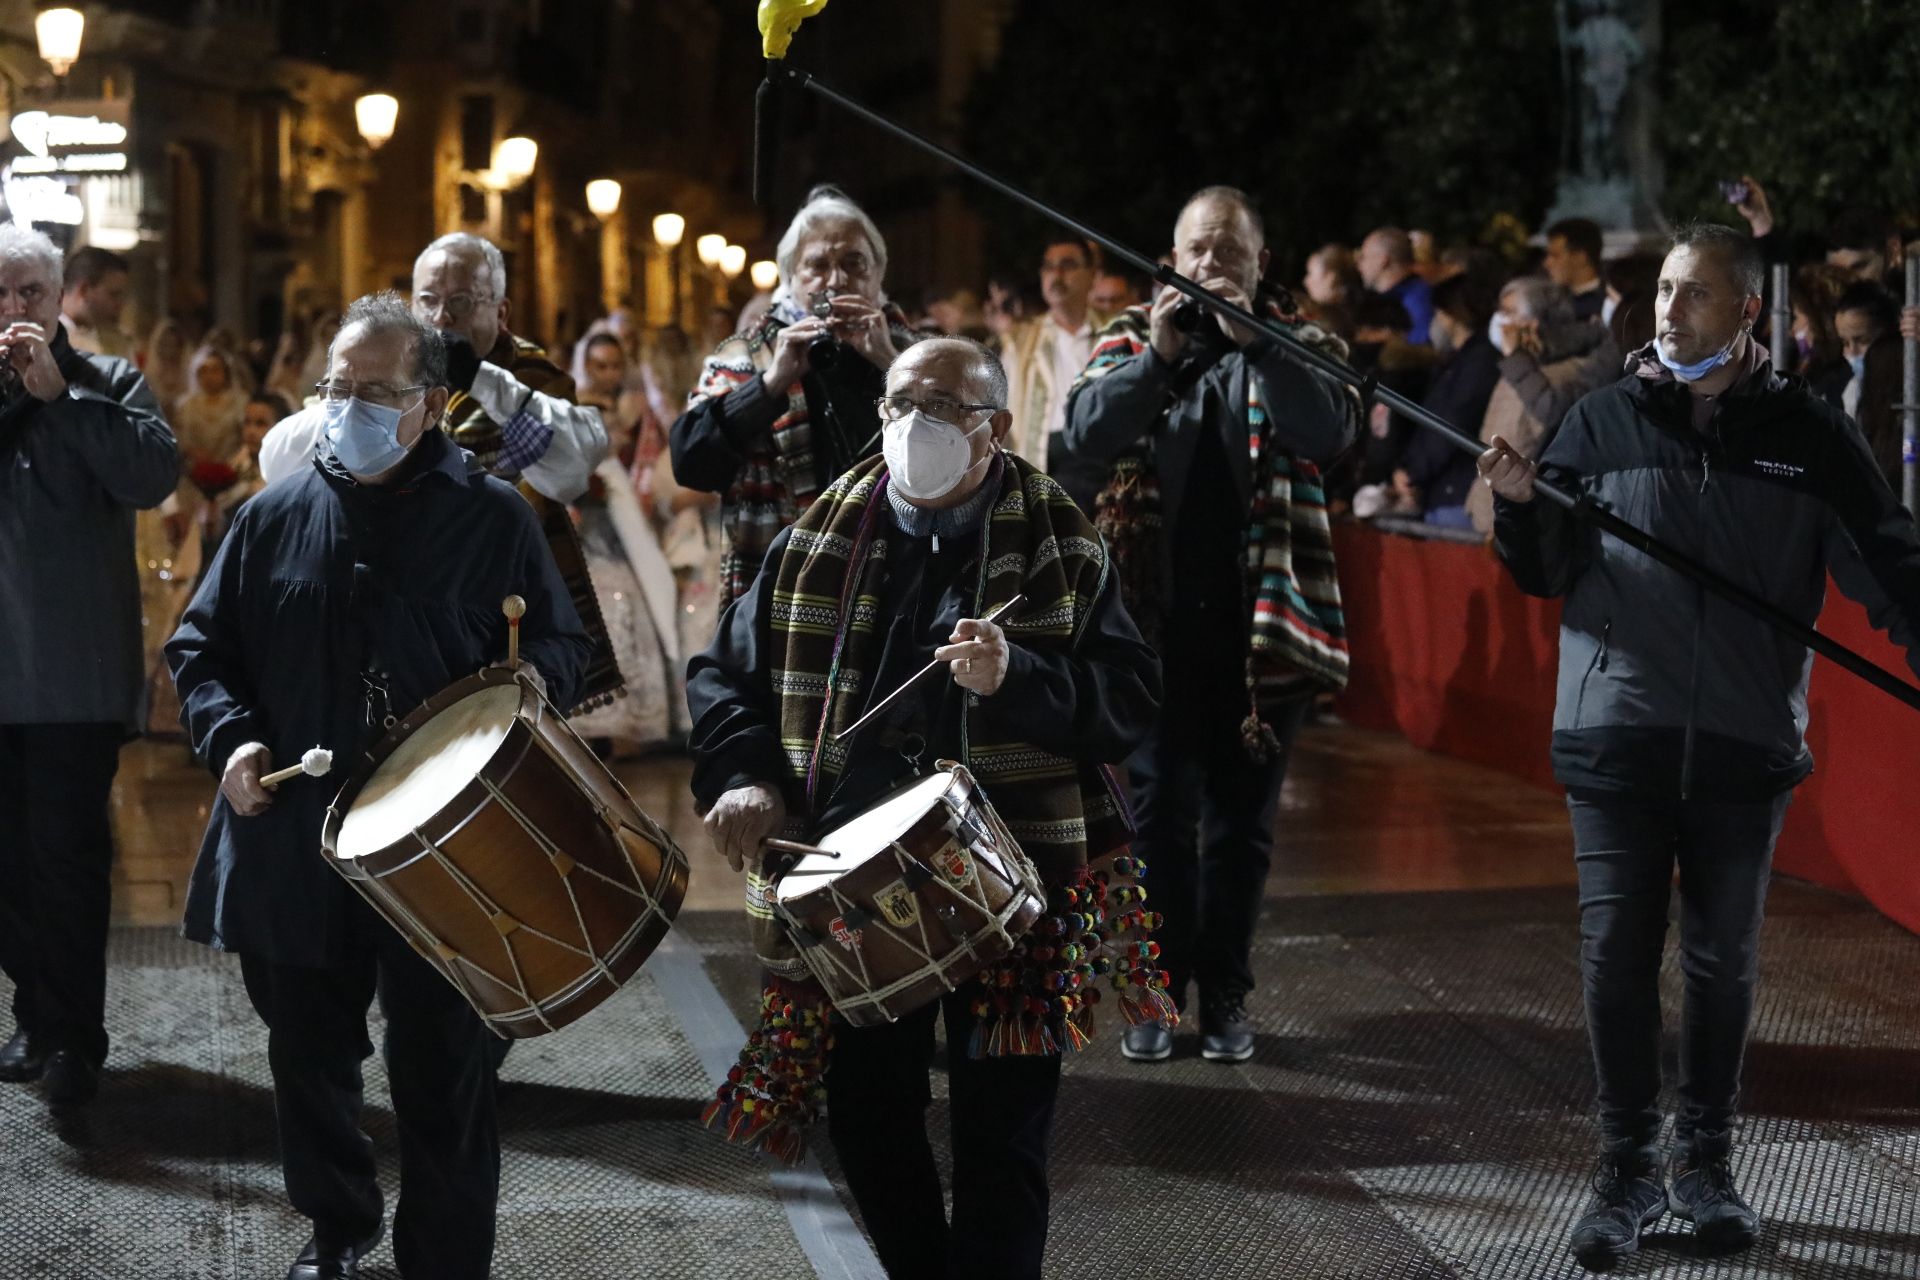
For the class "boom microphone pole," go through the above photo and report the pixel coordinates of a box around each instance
[747,15,1920,714]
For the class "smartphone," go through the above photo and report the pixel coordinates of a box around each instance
[1719,179,1751,206]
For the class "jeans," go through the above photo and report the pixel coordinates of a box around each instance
[1128,612,1311,1008]
[1568,791,1790,1149]
[0,722,125,1066]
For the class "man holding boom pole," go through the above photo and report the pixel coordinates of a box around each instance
[1481,222,1920,1270]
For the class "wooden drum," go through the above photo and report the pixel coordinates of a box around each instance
[321,668,688,1038]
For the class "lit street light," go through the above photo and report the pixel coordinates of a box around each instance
[492,136,538,187]
[720,244,747,278]
[652,213,686,248]
[36,8,84,78]
[750,259,779,291]
[695,233,727,268]
[585,179,622,219]
[354,94,399,150]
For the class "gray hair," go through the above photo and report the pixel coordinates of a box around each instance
[332,290,449,389]
[1500,275,1574,325]
[1180,185,1266,250]
[906,335,1008,410]
[1669,222,1764,298]
[774,184,888,298]
[415,232,507,302]
[0,222,66,286]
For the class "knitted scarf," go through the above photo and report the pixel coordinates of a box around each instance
[702,452,1175,1161]
[1079,302,1353,752]
[686,305,919,610]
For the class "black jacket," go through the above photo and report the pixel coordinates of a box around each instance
[0,328,176,728]
[1494,360,1920,800]
[166,430,592,966]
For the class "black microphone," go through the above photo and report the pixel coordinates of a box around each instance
[752,66,779,209]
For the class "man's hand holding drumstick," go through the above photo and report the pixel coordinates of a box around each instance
[706,783,788,874]
[934,614,1011,697]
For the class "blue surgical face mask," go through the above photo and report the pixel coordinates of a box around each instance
[325,394,422,479]
[1846,353,1867,381]
[1656,325,1745,383]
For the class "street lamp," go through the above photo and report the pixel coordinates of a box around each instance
[354,94,399,150]
[695,233,727,268]
[651,213,685,248]
[720,244,747,278]
[35,8,84,78]
[492,135,538,188]
[750,259,779,291]
[585,179,622,220]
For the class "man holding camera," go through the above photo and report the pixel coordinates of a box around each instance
[1060,186,1359,1064]
[669,184,917,611]
[0,223,177,1111]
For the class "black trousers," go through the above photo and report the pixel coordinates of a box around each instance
[238,894,499,1280]
[0,722,124,1067]
[826,992,1062,1280]
[1128,616,1311,1008]
[1568,791,1790,1152]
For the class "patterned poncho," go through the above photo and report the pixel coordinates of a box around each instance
[1076,300,1355,749]
[702,453,1174,1162]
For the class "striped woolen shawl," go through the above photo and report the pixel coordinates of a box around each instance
[1075,302,1354,699]
[740,451,1132,983]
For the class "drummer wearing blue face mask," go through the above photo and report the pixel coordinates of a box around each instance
[167,291,590,1280]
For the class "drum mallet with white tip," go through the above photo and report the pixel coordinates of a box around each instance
[262,747,334,789]
[502,594,526,667]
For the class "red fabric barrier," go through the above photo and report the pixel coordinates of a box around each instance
[1331,523,1920,935]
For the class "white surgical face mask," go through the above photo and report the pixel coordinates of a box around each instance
[1487,311,1511,351]
[883,409,990,501]
[1601,294,1620,328]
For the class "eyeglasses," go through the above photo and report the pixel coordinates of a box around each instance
[412,292,488,321]
[875,395,999,427]
[315,381,426,409]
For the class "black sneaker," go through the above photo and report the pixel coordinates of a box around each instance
[1668,1133,1759,1253]
[1199,993,1254,1063]
[1569,1146,1667,1270]
[1120,1022,1172,1061]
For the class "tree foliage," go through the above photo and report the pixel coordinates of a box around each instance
[963,0,1559,278]
[1660,0,1920,237]
[964,0,1918,278]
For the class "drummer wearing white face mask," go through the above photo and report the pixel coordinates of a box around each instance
[688,338,1160,1279]
[166,291,591,1280]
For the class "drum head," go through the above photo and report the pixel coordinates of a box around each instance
[774,771,957,902]
[335,682,521,861]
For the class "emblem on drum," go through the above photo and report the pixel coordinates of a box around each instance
[938,846,975,889]
[877,880,920,928]
[830,915,864,951]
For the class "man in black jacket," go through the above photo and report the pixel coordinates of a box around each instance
[168,293,590,1280]
[1480,223,1920,1270]
[1061,187,1359,1064]
[0,224,177,1111]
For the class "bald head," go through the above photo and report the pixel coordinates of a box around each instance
[884,337,1012,510]
[1172,186,1268,302]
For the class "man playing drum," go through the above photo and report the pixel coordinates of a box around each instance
[687,336,1164,1279]
[167,292,590,1280]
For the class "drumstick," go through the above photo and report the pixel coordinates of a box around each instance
[502,595,526,667]
[832,593,1026,744]
[262,746,333,789]
[763,837,841,859]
